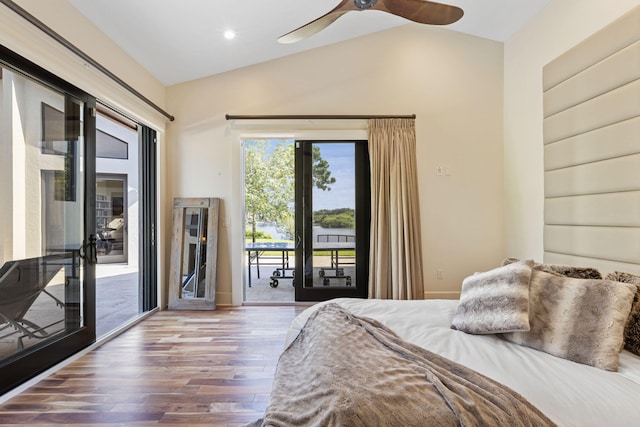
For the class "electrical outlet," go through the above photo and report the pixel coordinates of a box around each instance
[436,270,444,279]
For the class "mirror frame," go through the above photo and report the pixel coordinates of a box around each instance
[169,197,219,310]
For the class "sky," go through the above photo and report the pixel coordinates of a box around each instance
[313,143,355,210]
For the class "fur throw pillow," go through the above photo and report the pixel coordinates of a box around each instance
[604,271,640,356]
[451,261,533,334]
[534,264,602,280]
[502,270,636,371]
[501,258,601,279]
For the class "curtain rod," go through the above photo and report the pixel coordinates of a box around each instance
[225,114,416,121]
[0,0,175,122]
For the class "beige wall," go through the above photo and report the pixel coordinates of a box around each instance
[166,24,505,304]
[504,0,640,261]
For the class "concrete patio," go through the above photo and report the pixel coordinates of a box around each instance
[0,263,139,360]
[244,256,356,303]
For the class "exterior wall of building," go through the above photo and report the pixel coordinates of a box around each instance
[0,69,139,268]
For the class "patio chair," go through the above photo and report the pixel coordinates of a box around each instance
[0,255,66,350]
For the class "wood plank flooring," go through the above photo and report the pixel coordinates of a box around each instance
[0,305,307,426]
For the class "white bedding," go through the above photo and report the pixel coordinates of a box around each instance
[287,298,640,427]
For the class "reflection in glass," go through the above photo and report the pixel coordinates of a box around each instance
[0,67,84,361]
[94,108,142,338]
[181,208,208,299]
[0,254,79,355]
[96,176,127,263]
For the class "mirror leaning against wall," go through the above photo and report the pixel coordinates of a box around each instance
[169,198,220,310]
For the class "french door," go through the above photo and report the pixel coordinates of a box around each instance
[294,140,370,301]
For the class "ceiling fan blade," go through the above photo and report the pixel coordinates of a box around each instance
[378,0,463,25]
[278,0,357,44]
[278,0,462,44]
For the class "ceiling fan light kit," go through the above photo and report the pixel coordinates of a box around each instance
[278,0,464,44]
[355,0,379,9]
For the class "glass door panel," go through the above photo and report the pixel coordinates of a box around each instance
[95,108,152,337]
[311,144,356,287]
[243,139,296,303]
[295,141,369,301]
[0,61,95,394]
[0,78,84,359]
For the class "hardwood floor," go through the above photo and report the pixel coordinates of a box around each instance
[0,306,307,426]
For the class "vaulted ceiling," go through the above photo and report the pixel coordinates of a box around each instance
[68,0,551,86]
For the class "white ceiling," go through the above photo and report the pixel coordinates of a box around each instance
[68,0,551,86]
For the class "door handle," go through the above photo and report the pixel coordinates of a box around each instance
[296,234,301,248]
[80,234,98,265]
[88,234,98,265]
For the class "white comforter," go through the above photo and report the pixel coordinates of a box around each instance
[287,298,640,427]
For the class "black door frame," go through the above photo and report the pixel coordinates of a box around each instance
[294,140,370,301]
[140,126,158,312]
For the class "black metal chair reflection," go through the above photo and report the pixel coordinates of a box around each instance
[0,255,66,350]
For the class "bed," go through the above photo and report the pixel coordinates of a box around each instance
[247,261,640,427]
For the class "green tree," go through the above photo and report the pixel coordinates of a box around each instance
[244,140,336,241]
[313,208,355,228]
[244,140,291,242]
[312,147,336,190]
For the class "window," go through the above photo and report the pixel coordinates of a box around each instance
[96,129,128,159]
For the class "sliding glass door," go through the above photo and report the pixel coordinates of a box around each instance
[0,43,158,394]
[94,106,154,338]
[0,49,96,394]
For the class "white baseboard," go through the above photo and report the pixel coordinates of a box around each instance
[424,291,460,300]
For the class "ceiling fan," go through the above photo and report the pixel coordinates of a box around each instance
[278,0,464,44]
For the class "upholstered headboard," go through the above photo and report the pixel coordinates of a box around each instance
[543,6,640,275]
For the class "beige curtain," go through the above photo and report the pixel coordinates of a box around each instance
[368,118,424,299]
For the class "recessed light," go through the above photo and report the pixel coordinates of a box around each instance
[224,30,236,40]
